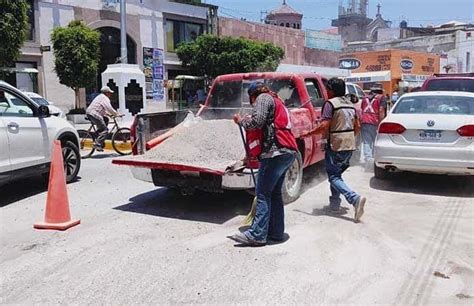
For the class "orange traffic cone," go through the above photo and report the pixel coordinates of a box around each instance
[34,140,80,231]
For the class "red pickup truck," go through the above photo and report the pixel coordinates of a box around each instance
[114,72,338,202]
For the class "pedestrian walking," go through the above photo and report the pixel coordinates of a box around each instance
[305,78,366,222]
[229,82,297,246]
[391,90,399,103]
[361,88,387,162]
[86,86,119,151]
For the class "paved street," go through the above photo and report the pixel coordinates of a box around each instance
[1,154,473,304]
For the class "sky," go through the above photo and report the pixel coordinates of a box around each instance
[203,0,474,30]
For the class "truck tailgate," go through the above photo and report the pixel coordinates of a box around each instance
[112,158,226,176]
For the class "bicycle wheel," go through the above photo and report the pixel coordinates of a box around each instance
[112,127,132,155]
[77,129,95,158]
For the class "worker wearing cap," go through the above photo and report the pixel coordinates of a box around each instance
[86,86,120,151]
[230,82,297,246]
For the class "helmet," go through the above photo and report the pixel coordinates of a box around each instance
[247,81,265,97]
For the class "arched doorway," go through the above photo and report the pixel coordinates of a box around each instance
[87,27,137,103]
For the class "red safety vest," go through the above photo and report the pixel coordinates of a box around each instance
[246,93,297,159]
[361,94,382,125]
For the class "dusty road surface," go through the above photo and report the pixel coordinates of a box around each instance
[1,154,473,305]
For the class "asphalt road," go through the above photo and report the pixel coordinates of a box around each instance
[1,153,473,304]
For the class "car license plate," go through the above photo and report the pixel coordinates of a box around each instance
[419,130,442,141]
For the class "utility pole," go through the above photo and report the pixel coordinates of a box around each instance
[120,0,127,63]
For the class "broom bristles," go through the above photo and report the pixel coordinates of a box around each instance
[242,197,257,226]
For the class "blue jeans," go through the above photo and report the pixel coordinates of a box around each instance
[245,152,296,242]
[325,146,360,210]
[361,123,377,161]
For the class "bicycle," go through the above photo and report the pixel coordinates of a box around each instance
[77,114,132,158]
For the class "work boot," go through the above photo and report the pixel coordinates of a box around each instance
[354,196,366,222]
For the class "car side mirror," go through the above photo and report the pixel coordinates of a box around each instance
[38,105,50,118]
[0,102,8,108]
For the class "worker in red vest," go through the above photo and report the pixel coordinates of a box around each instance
[361,88,387,162]
[230,82,297,246]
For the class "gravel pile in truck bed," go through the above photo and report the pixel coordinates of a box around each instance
[142,119,246,172]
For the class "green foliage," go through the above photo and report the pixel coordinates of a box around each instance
[51,20,100,107]
[176,34,285,79]
[0,0,29,69]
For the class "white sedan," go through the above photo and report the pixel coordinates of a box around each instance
[374,91,474,178]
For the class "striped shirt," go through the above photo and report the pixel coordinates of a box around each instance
[86,94,117,118]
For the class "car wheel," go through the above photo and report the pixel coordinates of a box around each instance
[282,152,303,204]
[61,140,81,183]
[374,164,389,180]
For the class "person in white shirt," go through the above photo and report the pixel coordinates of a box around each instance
[86,86,119,151]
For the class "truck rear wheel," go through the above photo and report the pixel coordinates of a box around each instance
[282,152,303,204]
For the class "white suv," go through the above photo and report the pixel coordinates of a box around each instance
[0,81,81,186]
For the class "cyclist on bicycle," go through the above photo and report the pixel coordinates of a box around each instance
[86,86,120,151]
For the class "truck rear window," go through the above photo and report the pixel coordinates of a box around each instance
[425,79,474,92]
[209,79,301,108]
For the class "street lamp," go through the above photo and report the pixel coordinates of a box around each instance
[120,0,127,64]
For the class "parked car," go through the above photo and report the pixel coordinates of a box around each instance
[374,91,474,178]
[0,81,81,186]
[22,92,65,118]
[421,73,474,92]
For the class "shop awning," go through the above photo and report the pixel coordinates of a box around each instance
[0,67,39,74]
[344,71,391,83]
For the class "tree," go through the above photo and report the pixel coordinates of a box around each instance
[0,0,30,75]
[51,20,100,109]
[176,34,285,79]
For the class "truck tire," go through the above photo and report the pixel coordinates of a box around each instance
[282,152,303,204]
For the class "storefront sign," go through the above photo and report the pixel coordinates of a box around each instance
[339,58,361,70]
[400,59,414,70]
[401,74,430,82]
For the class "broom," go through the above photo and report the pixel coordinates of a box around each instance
[238,123,258,226]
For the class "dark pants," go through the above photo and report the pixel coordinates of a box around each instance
[245,152,296,242]
[325,146,360,210]
[87,114,108,147]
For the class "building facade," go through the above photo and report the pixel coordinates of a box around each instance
[13,0,217,111]
[345,22,474,74]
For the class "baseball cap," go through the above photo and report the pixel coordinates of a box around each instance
[101,86,114,94]
[247,81,264,97]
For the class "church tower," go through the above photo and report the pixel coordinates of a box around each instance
[331,0,371,45]
[265,0,303,29]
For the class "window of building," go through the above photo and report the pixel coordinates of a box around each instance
[297,24,300,29]
[26,0,35,41]
[467,52,471,72]
[166,19,204,52]
[280,23,284,26]
[286,23,290,27]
